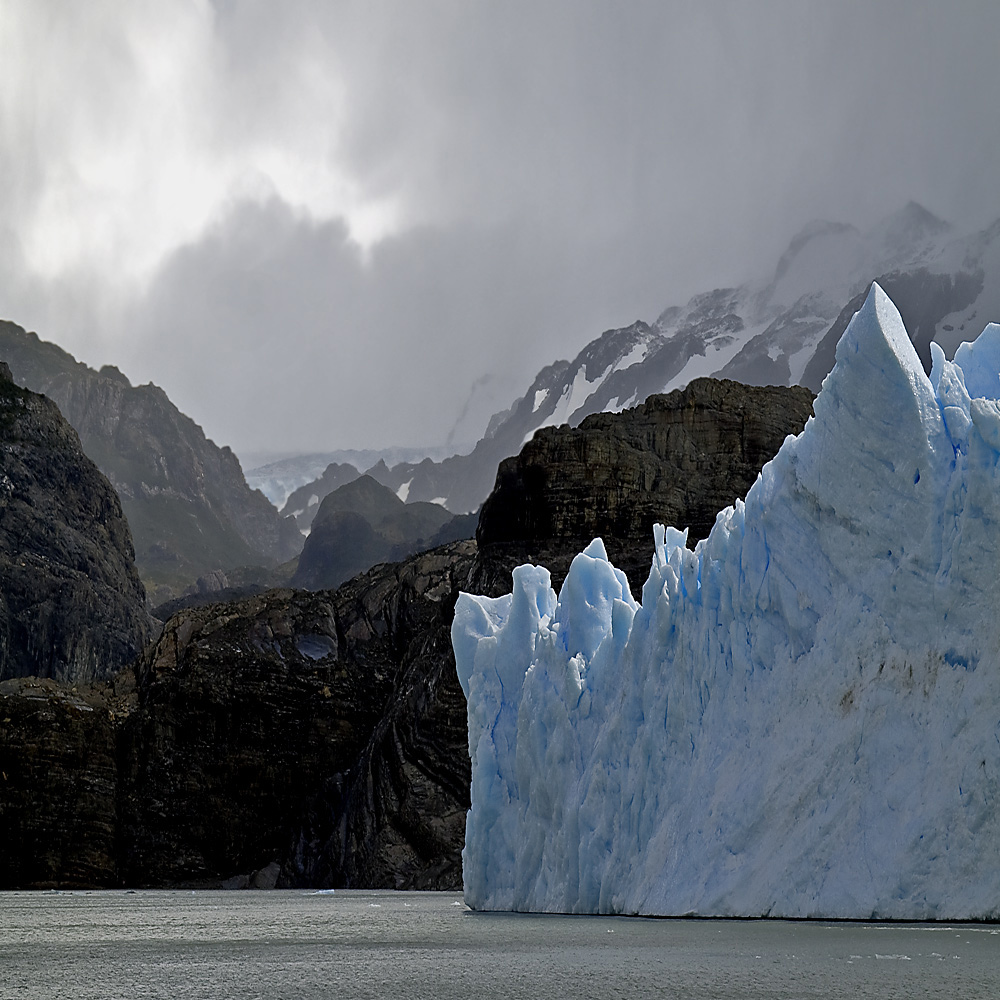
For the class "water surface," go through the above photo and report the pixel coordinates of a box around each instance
[2,890,997,998]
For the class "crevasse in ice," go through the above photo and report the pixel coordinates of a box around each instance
[452,284,1000,918]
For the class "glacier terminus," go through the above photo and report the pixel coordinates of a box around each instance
[453,284,1000,919]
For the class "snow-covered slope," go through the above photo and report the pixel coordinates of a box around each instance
[453,285,1000,919]
[285,203,998,516]
[480,203,994,452]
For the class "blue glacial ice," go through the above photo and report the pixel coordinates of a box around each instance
[452,284,1000,918]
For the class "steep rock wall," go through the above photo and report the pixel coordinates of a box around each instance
[0,363,155,683]
[474,379,814,595]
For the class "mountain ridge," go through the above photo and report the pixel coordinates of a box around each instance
[283,203,995,519]
[0,321,302,602]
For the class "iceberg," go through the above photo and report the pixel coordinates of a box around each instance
[452,284,1000,919]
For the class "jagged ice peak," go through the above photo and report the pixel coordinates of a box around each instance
[453,283,1000,918]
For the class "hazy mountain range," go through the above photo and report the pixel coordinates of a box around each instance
[264,202,998,520]
[0,322,302,604]
[2,200,996,602]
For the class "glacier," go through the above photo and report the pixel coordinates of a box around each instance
[452,284,1000,919]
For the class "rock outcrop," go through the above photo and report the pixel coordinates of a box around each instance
[473,378,816,595]
[0,321,302,602]
[0,362,155,683]
[118,540,475,889]
[0,675,132,888]
[280,461,360,533]
[283,541,476,889]
[2,539,475,891]
[292,475,456,591]
[119,588,392,886]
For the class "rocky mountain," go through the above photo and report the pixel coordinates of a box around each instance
[1,542,477,890]
[0,321,303,603]
[0,362,155,684]
[473,379,815,597]
[280,461,360,533]
[287,203,993,517]
[245,444,460,511]
[291,475,461,591]
[1,377,810,889]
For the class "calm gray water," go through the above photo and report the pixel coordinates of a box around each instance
[1,890,997,999]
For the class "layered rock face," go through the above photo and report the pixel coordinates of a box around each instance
[474,378,815,595]
[283,541,476,888]
[0,362,155,683]
[0,321,302,601]
[0,536,475,890]
[0,676,130,888]
[120,588,391,886]
[120,540,476,889]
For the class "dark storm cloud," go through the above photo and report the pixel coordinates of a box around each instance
[3,1,1000,455]
[118,197,625,452]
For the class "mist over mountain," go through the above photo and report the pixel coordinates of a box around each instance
[5,4,1000,462]
[481,203,987,439]
[283,204,997,520]
[245,445,462,512]
[0,321,302,603]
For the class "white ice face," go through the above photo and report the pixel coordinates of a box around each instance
[453,284,1000,918]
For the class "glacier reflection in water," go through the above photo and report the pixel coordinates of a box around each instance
[2,890,998,999]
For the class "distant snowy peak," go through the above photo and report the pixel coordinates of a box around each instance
[767,203,951,310]
[286,205,997,520]
[871,199,951,258]
[477,204,997,459]
[520,322,663,443]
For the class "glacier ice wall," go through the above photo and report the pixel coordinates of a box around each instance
[453,284,1000,918]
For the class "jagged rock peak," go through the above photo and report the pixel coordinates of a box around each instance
[0,363,155,683]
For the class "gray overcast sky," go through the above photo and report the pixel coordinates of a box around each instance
[2,0,999,457]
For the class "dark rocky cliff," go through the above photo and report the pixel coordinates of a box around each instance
[0,362,155,683]
[0,540,475,890]
[0,321,302,602]
[119,540,475,889]
[0,675,132,888]
[283,542,475,889]
[473,378,815,595]
[119,587,393,886]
